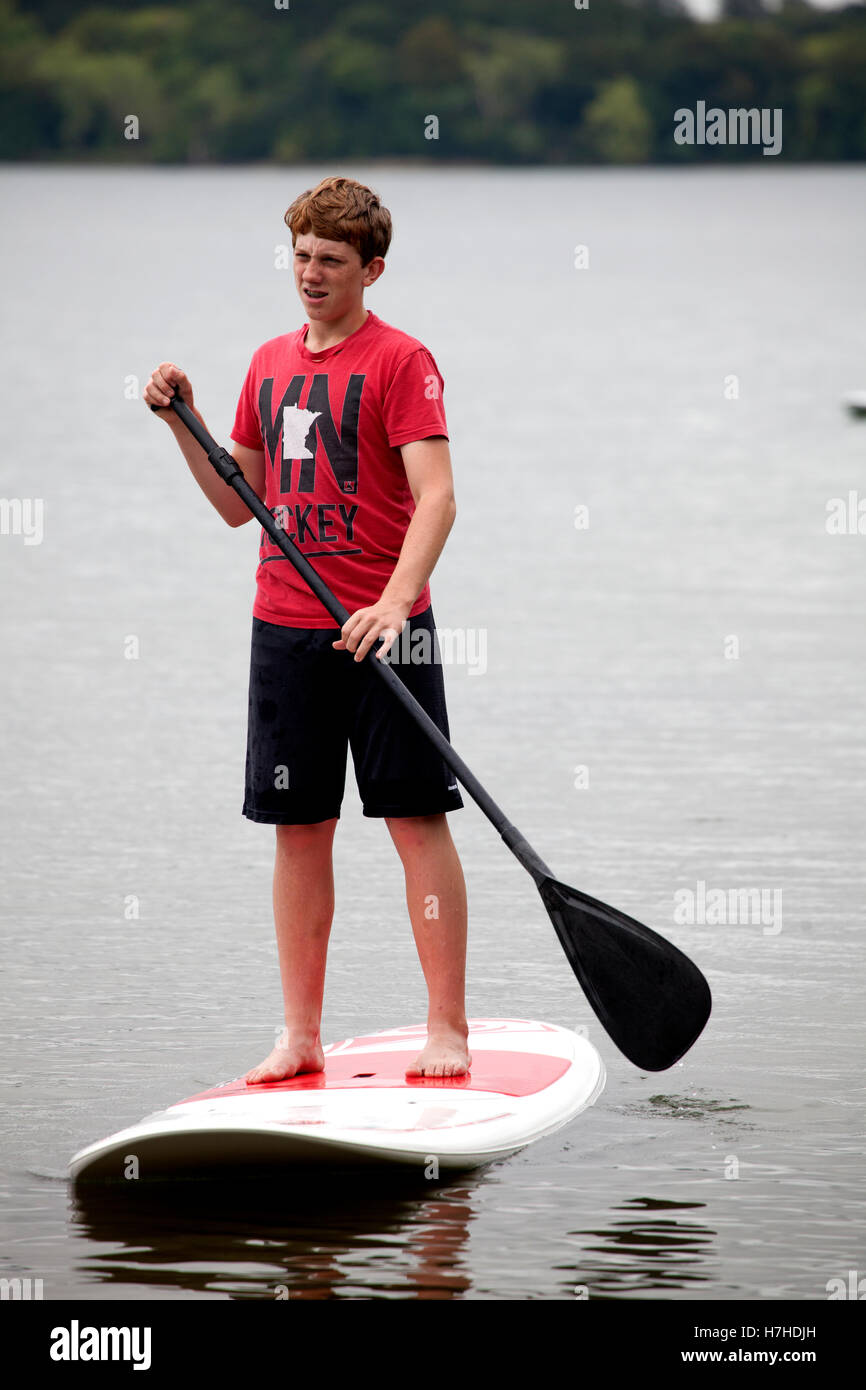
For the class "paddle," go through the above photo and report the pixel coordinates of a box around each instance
[160,394,711,1071]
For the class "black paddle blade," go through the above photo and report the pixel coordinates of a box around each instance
[539,876,711,1071]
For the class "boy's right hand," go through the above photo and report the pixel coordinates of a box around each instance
[144,362,194,417]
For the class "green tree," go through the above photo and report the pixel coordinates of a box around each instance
[581,75,653,163]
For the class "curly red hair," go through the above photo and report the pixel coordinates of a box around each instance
[284,176,392,266]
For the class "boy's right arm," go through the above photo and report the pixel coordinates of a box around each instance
[144,361,265,528]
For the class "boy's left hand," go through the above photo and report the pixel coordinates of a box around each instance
[334,599,413,662]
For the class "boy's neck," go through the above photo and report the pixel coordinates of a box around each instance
[305,304,369,353]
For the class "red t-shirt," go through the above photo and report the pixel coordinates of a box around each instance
[230,310,449,628]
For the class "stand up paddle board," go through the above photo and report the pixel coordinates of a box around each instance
[69,1019,604,1182]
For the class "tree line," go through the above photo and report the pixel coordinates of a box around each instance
[2,0,865,163]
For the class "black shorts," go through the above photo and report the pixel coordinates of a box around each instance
[243,606,465,824]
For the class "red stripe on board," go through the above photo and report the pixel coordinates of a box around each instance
[182,1051,570,1105]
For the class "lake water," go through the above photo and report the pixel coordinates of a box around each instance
[0,164,864,1304]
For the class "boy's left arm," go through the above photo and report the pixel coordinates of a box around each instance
[333,436,456,662]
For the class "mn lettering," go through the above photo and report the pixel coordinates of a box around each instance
[259,374,364,494]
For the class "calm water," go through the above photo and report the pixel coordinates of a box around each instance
[1,165,864,1301]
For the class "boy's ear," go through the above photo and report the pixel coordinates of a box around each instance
[363,256,386,286]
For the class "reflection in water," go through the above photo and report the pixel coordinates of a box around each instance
[568,1197,716,1298]
[69,1173,480,1300]
[70,1180,717,1300]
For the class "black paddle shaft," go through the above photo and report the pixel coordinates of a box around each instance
[167,396,550,881]
[162,394,712,1070]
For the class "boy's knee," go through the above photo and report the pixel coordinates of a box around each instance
[385,813,446,849]
[276,818,338,846]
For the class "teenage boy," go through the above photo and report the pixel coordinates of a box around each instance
[145,176,471,1080]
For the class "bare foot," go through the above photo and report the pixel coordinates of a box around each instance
[406,1030,472,1079]
[244,1031,325,1084]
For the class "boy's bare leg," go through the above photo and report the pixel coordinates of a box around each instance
[385,813,471,1077]
[244,818,338,1084]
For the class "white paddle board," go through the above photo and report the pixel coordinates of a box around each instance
[68,1018,604,1181]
